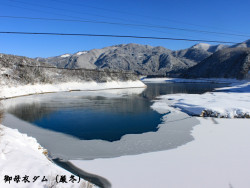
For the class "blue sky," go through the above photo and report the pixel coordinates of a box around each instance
[0,0,249,57]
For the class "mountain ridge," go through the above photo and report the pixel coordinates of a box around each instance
[2,39,250,79]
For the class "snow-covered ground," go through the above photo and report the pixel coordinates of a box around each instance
[72,117,250,188]
[152,81,250,118]
[0,80,146,99]
[0,124,97,188]
[142,77,242,83]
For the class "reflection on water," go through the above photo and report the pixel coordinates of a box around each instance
[4,82,228,142]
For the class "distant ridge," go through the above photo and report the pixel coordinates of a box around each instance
[182,47,250,79]
[4,39,250,79]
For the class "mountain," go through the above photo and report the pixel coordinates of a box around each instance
[40,43,204,76]
[172,43,228,62]
[231,39,250,48]
[0,53,139,88]
[3,39,250,80]
[35,54,71,68]
[40,43,232,77]
[191,43,228,53]
[182,48,250,79]
[87,43,198,76]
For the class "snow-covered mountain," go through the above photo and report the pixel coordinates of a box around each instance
[60,53,71,58]
[39,43,204,76]
[2,39,250,80]
[38,41,237,77]
[231,39,250,48]
[0,53,139,89]
[182,47,250,79]
[191,43,228,53]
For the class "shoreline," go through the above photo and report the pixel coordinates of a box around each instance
[0,123,97,188]
[0,80,146,100]
[141,77,245,83]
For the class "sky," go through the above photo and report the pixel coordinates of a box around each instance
[0,0,249,57]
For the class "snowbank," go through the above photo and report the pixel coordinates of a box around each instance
[0,80,146,99]
[71,117,250,188]
[0,124,97,188]
[152,81,250,118]
[142,77,241,83]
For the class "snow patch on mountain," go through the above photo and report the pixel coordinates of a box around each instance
[76,51,87,56]
[60,54,71,58]
[192,43,211,51]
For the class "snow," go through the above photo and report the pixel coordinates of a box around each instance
[0,124,97,188]
[141,77,241,83]
[60,54,71,58]
[0,80,146,99]
[153,81,250,118]
[1,87,146,110]
[71,117,250,188]
[192,43,211,51]
[76,51,87,56]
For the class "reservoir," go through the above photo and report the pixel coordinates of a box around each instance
[2,82,228,159]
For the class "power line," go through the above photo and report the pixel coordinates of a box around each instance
[0,4,199,39]
[0,15,249,39]
[2,1,250,38]
[51,0,247,34]
[0,5,201,39]
[0,31,238,44]
[8,0,137,25]
[0,15,196,39]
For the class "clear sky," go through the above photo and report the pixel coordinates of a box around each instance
[0,0,249,57]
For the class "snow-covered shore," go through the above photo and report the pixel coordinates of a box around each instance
[72,117,250,188]
[141,77,242,83]
[0,80,146,99]
[152,81,250,118]
[0,123,97,188]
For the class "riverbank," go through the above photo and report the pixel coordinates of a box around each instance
[0,123,97,188]
[141,77,244,83]
[151,81,250,118]
[0,80,146,99]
